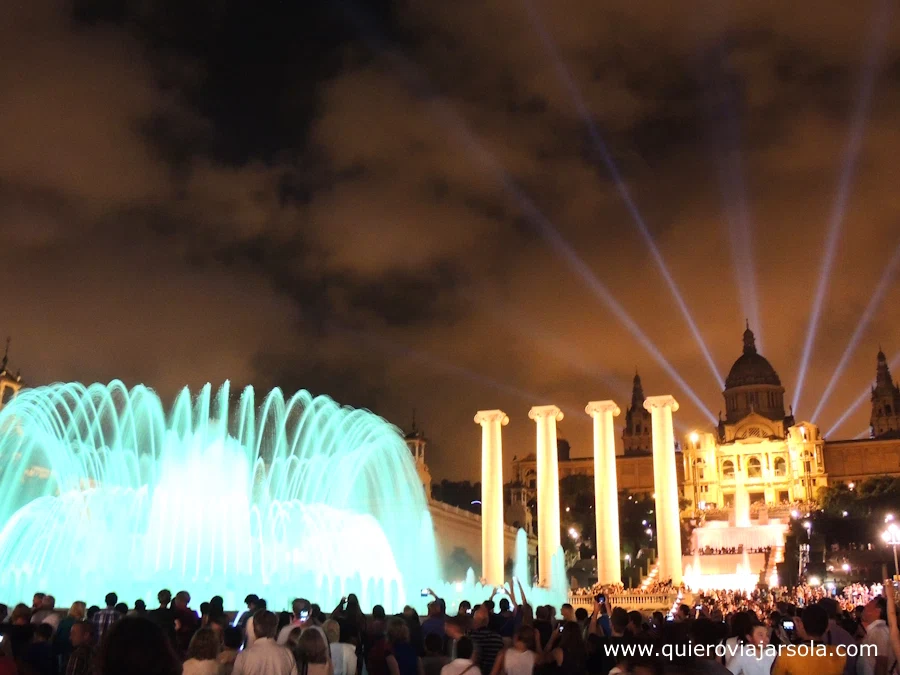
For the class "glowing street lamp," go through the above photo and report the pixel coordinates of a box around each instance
[842,563,851,572]
[568,527,580,541]
[689,431,700,447]
[882,523,900,576]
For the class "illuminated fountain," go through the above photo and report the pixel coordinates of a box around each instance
[0,381,441,610]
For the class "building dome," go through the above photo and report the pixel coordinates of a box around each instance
[725,325,782,389]
[722,323,787,426]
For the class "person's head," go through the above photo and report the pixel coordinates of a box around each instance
[208,612,228,636]
[575,607,589,623]
[323,619,341,645]
[472,607,489,630]
[424,632,443,655]
[291,598,305,618]
[87,606,100,620]
[104,593,118,609]
[678,604,691,620]
[731,611,753,641]
[244,594,259,611]
[32,593,45,608]
[862,597,887,627]
[372,605,386,620]
[744,618,768,647]
[174,591,191,610]
[157,589,171,608]
[210,596,224,612]
[818,598,839,622]
[41,595,55,610]
[223,627,243,651]
[520,603,534,627]
[499,598,510,613]
[187,628,220,661]
[455,636,475,661]
[346,594,361,612]
[483,599,495,613]
[11,604,31,625]
[689,618,721,654]
[535,605,551,622]
[610,607,629,635]
[514,625,536,651]
[799,604,829,640]
[627,610,643,633]
[457,600,471,616]
[387,617,410,645]
[70,621,93,648]
[558,621,586,656]
[68,601,87,620]
[94,617,181,675]
[290,628,329,666]
[652,611,664,628]
[133,600,146,613]
[115,603,128,615]
[253,611,278,639]
[200,602,210,618]
[426,601,439,618]
[34,623,53,642]
[561,603,575,622]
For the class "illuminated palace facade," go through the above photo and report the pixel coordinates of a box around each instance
[510,326,900,510]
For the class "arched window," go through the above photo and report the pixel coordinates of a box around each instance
[722,460,735,479]
[747,457,762,478]
[773,457,787,477]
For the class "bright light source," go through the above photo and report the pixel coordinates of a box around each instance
[842,511,849,517]
[842,563,850,572]
[646,528,653,536]
[652,493,657,499]
[809,576,821,586]
[791,510,799,519]
[471,500,481,505]
[568,527,579,540]
[565,507,570,512]
[849,482,855,490]
[887,514,894,523]
[803,521,812,530]
[826,582,836,590]
[455,581,464,592]
[642,520,648,526]
[689,432,700,445]
[625,554,631,562]
[699,500,706,509]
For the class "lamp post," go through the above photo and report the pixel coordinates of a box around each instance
[882,523,900,577]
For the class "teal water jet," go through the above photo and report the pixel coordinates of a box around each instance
[0,381,439,610]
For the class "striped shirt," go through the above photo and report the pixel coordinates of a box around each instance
[469,629,504,674]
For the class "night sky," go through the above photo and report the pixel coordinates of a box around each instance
[3,0,900,480]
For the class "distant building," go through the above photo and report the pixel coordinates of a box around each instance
[870,348,900,438]
[509,326,900,511]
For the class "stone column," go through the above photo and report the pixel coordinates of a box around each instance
[586,400,622,584]
[529,405,564,587]
[644,395,683,585]
[475,410,509,585]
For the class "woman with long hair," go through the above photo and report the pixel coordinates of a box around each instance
[54,601,87,670]
[94,617,181,675]
[541,622,585,674]
[490,625,536,675]
[385,617,423,675]
[288,627,332,675]
[183,628,222,675]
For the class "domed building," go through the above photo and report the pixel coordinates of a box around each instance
[722,324,791,429]
[683,324,823,510]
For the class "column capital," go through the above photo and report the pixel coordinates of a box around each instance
[585,400,621,417]
[528,405,563,422]
[643,395,680,413]
[474,409,509,426]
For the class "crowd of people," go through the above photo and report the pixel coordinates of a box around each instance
[692,547,771,556]
[1,577,899,675]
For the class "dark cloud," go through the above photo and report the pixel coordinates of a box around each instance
[2,0,899,479]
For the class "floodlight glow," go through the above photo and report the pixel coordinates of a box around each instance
[793,0,893,414]
[809,576,821,587]
[689,431,700,446]
[521,0,724,391]
[812,241,900,421]
[352,21,718,424]
[842,563,851,571]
